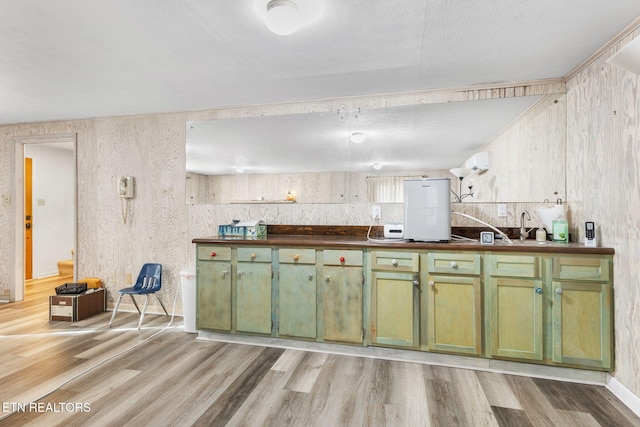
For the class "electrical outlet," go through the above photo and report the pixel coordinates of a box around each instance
[497,204,507,218]
[371,205,381,219]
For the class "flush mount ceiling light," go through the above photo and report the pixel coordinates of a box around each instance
[234,166,245,173]
[350,131,366,144]
[258,0,325,36]
[265,0,299,35]
[371,162,382,170]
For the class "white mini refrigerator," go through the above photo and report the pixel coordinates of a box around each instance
[403,178,451,242]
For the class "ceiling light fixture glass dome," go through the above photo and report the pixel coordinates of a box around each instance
[350,131,366,143]
[265,0,300,36]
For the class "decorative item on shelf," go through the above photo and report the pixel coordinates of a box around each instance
[449,168,475,202]
[218,220,267,239]
[285,191,296,202]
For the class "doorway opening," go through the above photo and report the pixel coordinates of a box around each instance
[12,134,77,302]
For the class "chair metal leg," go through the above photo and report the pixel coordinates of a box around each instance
[156,294,169,316]
[138,294,150,330]
[129,294,141,313]
[109,294,124,327]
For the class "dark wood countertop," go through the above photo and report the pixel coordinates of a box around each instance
[192,235,615,255]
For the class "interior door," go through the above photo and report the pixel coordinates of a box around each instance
[24,157,33,280]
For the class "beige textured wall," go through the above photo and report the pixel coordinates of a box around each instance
[473,94,567,203]
[0,115,191,309]
[566,29,640,394]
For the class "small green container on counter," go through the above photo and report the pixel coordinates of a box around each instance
[552,219,569,243]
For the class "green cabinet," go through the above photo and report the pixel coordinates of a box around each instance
[277,248,317,339]
[321,249,363,344]
[196,246,232,331]
[486,253,613,370]
[194,241,614,372]
[370,251,419,348]
[424,252,482,355]
[551,256,612,369]
[236,248,273,335]
[487,254,544,361]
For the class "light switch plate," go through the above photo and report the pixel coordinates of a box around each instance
[497,204,507,217]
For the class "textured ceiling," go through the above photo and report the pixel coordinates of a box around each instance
[1,0,639,125]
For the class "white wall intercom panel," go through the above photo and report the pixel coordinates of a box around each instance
[118,176,135,199]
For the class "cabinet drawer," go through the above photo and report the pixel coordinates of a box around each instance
[237,247,272,263]
[427,252,480,275]
[323,249,363,266]
[279,248,316,264]
[371,251,419,272]
[488,255,541,278]
[197,246,232,261]
[552,256,610,281]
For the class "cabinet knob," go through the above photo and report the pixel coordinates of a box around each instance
[450,261,458,269]
[535,287,543,294]
[340,256,345,263]
[293,254,300,261]
[555,288,563,295]
[325,275,331,282]
[222,270,228,277]
[308,274,314,281]
[413,279,420,287]
[210,251,217,257]
[428,281,435,287]
[391,259,398,267]
[250,253,257,259]
[238,271,243,278]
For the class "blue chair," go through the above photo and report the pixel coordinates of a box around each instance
[108,263,169,329]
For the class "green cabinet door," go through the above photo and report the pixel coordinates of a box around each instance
[426,274,482,355]
[552,280,612,369]
[236,261,273,335]
[489,277,544,360]
[278,263,317,338]
[321,266,363,344]
[371,271,419,348]
[196,260,232,331]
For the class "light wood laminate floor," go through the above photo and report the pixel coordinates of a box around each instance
[0,276,638,426]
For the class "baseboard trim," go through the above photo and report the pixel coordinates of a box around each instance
[607,375,640,417]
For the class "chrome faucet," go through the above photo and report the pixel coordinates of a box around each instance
[520,211,531,241]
